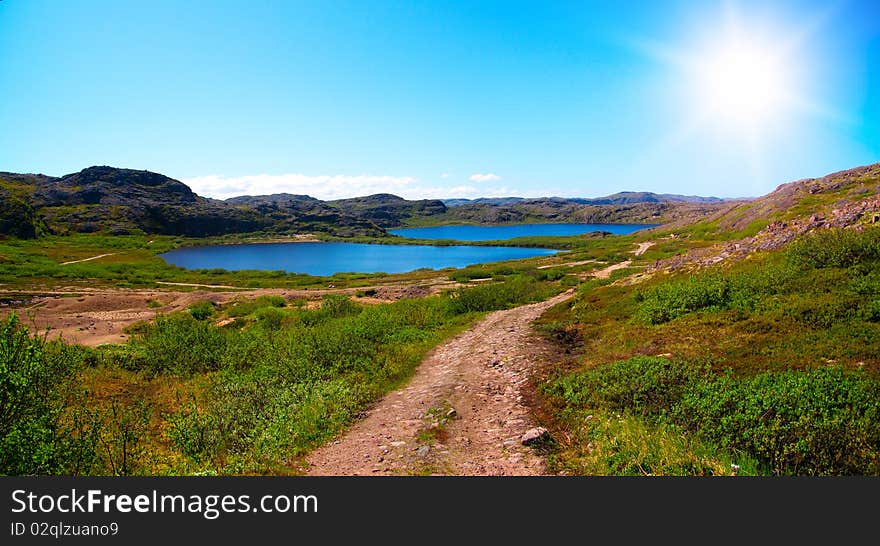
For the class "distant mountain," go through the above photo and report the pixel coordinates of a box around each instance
[0,166,735,240]
[443,197,526,207]
[443,192,724,207]
[0,166,386,238]
[226,193,319,206]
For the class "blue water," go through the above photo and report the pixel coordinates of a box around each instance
[160,242,558,276]
[389,223,657,241]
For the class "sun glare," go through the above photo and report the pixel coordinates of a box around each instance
[696,38,790,127]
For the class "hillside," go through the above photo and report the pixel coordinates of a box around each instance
[651,162,880,271]
[431,198,728,226]
[0,165,731,239]
[0,166,387,238]
[328,193,448,227]
[444,192,725,207]
[531,162,880,476]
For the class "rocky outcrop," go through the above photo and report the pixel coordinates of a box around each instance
[330,194,448,227]
[650,169,880,273]
[0,166,387,238]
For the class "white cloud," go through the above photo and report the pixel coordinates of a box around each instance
[469,173,502,182]
[440,172,450,179]
[182,173,417,201]
[181,173,536,201]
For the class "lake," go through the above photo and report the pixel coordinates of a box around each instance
[389,223,657,241]
[160,242,558,277]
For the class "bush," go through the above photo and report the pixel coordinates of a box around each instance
[135,313,228,375]
[225,295,286,318]
[787,226,880,269]
[0,314,98,475]
[254,307,286,331]
[550,355,880,475]
[188,300,215,321]
[167,294,461,469]
[448,276,557,314]
[448,268,492,282]
[636,275,731,324]
[552,357,710,417]
[321,294,361,318]
[635,261,797,324]
[675,367,880,475]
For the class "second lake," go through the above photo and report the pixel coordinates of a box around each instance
[388,223,657,241]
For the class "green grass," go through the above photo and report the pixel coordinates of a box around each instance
[537,226,880,475]
[0,231,605,291]
[1,274,564,475]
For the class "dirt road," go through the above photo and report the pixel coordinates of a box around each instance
[306,289,574,476]
[583,240,655,279]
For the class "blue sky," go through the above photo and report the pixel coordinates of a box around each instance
[1,0,878,200]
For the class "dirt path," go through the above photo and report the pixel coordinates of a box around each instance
[591,260,632,279]
[155,281,250,289]
[306,289,574,476]
[60,253,116,265]
[634,241,655,256]
[582,241,655,279]
[537,259,597,269]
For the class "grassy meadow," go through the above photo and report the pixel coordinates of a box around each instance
[0,273,562,475]
[536,225,880,475]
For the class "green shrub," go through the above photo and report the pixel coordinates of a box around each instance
[321,294,361,318]
[448,276,557,314]
[636,275,731,324]
[552,357,710,417]
[95,399,152,476]
[787,226,880,269]
[0,314,99,475]
[254,307,286,331]
[782,294,861,328]
[167,294,464,469]
[135,313,228,375]
[448,268,492,282]
[225,295,286,318]
[188,300,215,320]
[550,355,880,475]
[675,366,880,475]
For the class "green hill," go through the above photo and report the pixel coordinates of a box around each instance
[534,162,880,475]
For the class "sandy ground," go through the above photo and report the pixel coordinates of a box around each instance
[0,282,444,347]
[306,289,575,475]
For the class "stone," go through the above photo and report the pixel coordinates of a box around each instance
[521,427,550,446]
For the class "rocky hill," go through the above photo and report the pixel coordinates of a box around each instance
[435,198,728,225]
[328,194,448,227]
[444,192,725,207]
[652,162,880,272]
[0,165,732,239]
[0,167,386,238]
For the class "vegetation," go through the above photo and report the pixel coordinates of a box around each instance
[0,274,561,475]
[538,226,880,475]
[4,162,880,476]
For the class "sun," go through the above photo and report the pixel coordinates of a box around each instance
[691,32,793,130]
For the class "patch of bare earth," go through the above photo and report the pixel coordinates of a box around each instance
[306,289,574,476]
[0,281,448,347]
